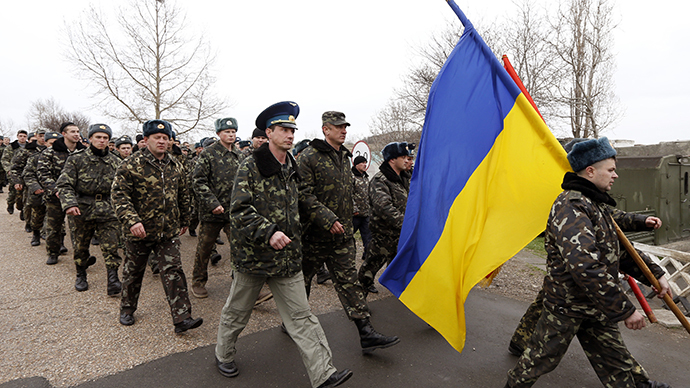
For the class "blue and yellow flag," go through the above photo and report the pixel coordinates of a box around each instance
[379,0,570,353]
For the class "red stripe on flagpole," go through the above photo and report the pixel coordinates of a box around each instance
[502,55,545,122]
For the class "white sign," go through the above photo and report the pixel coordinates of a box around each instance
[351,140,371,171]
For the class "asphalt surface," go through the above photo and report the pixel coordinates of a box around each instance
[3,289,688,388]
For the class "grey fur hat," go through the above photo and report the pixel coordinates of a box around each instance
[567,137,616,172]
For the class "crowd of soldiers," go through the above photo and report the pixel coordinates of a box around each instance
[0,101,416,388]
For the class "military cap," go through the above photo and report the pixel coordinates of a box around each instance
[202,137,217,148]
[252,128,267,139]
[292,139,311,156]
[194,142,202,149]
[0,135,4,140]
[171,130,177,140]
[235,136,242,142]
[567,137,617,172]
[135,134,144,142]
[115,135,134,147]
[36,127,48,135]
[17,129,28,135]
[27,132,36,139]
[255,101,299,131]
[88,123,113,139]
[322,111,350,127]
[215,117,238,133]
[44,132,61,142]
[562,138,587,153]
[58,122,76,133]
[382,142,411,162]
[353,155,367,166]
[238,140,251,148]
[142,119,173,138]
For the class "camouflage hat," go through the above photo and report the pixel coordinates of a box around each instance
[115,135,134,148]
[44,132,61,142]
[255,101,299,130]
[322,111,350,127]
[142,120,172,138]
[215,117,238,133]
[382,141,410,162]
[88,123,113,139]
[35,127,48,135]
[567,137,616,172]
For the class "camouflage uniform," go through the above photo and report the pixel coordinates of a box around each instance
[2,140,25,212]
[22,147,48,234]
[191,141,242,290]
[216,144,338,387]
[112,147,194,324]
[357,162,409,291]
[37,138,87,258]
[11,141,46,230]
[297,138,369,320]
[351,165,371,259]
[57,146,123,270]
[506,172,666,388]
[0,143,6,190]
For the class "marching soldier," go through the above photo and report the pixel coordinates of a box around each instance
[11,130,47,233]
[215,101,352,388]
[23,132,60,246]
[112,119,202,334]
[57,124,123,295]
[297,111,399,353]
[0,136,7,193]
[37,122,87,265]
[190,117,242,298]
[2,129,28,215]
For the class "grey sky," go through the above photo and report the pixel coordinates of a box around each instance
[0,0,688,145]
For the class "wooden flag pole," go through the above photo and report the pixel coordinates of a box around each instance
[612,219,690,334]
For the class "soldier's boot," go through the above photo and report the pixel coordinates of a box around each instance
[215,237,224,245]
[354,318,400,353]
[46,255,59,265]
[31,230,41,246]
[7,204,14,215]
[19,209,24,221]
[106,268,122,297]
[91,237,100,245]
[637,381,672,388]
[188,228,197,237]
[24,223,32,233]
[59,235,68,254]
[316,265,331,284]
[210,253,222,266]
[74,256,97,292]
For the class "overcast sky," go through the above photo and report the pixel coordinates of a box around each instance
[0,0,688,145]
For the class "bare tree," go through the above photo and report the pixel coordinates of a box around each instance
[0,118,17,139]
[546,0,621,138]
[65,0,226,135]
[26,98,91,137]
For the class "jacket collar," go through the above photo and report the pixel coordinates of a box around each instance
[561,172,617,206]
[253,143,300,180]
[52,137,86,153]
[310,138,353,158]
[351,165,368,178]
[379,161,402,183]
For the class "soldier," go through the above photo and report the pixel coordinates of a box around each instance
[504,137,672,388]
[250,127,268,150]
[23,132,58,246]
[351,155,372,271]
[11,130,47,233]
[56,124,123,295]
[215,101,352,388]
[38,122,87,265]
[112,119,202,334]
[297,111,399,353]
[114,135,134,160]
[0,135,6,193]
[190,117,243,298]
[2,129,28,214]
[357,142,410,295]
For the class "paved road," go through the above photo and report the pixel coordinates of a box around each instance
[4,289,688,388]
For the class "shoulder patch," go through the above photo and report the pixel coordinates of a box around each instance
[568,190,582,200]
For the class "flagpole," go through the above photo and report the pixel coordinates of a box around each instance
[502,55,545,122]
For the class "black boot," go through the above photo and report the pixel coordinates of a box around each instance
[7,204,13,215]
[24,224,32,233]
[316,265,331,284]
[107,268,122,296]
[75,265,89,291]
[31,230,41,246]
[19,210,24,221]
[354,318,400,353]
[46,255,58,265]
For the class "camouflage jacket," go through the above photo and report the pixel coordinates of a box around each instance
[1,140,24,179]
[352,166,370,217]
[22,149,45,207]
[11,141,46,186]
[297,138,354,242]
[112,148,191,242]
[231,144,303,277]
[369,162,409,240]
[0,144,6,173]
[192,141,242,223]
[37,137,86,202]
[543,172,665,323]
[57,146,121,222]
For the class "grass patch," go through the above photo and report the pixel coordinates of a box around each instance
[524,236,547,259]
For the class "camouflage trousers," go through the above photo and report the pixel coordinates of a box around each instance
[30,200,46,232]
[120,238,193,325]
[72,217,122,269]
[45,199,74,256]
[302,237,370,320]
[506,307,650,388]
[509,289,546,352]
[357,234,398,290]
[7,185,23,210]
[192,221,230,287]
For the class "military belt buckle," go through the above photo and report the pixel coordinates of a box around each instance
[95,194,103,201]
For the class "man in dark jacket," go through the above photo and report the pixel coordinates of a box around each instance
[57,124,123,295]
[190,117,243,298]
[297,111,399,353]
[505,137,672,388]
[112,119,202,334]
[2,129,28,214]
[358,142,410,295]
[23,132,60,246]
[11,130,46,233]
[215,101,351,388]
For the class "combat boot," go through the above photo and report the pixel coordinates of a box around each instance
[46,255,58,265]
[316,265,331,284]
[31,230,41,246]
[19,209,24,221]
[7,204,13,215]
[75,265,89,292]
[637,381,672,388]
[24,224,32,233]
[107,268,122,296]
[354,318,400,353]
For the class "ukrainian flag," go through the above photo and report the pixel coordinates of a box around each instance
[379,0,570,353]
